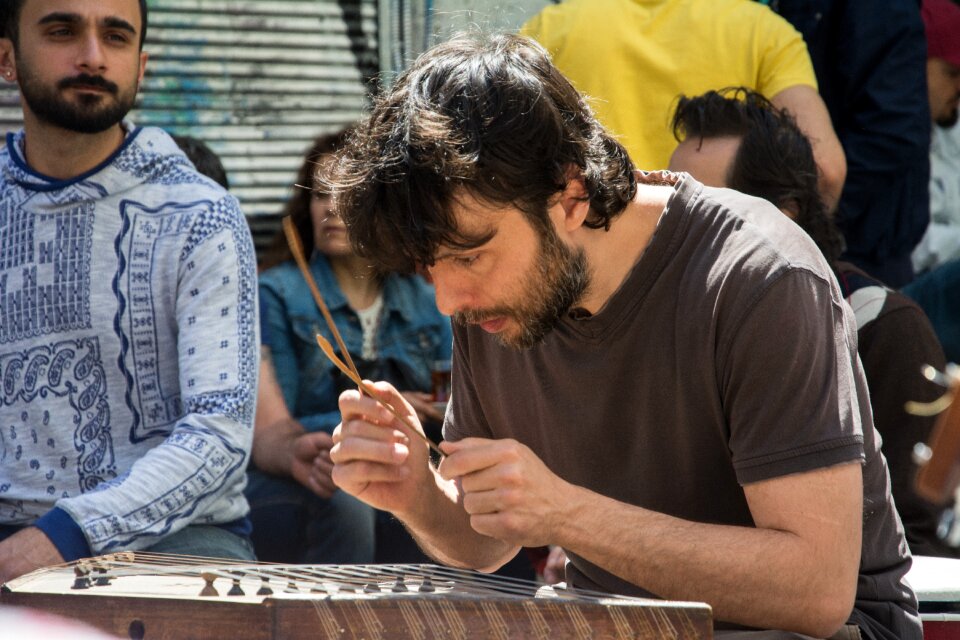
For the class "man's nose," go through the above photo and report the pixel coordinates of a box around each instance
[430,271,471,317]
[76,34,107,72]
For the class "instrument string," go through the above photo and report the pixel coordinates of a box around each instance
[16,554,645,604]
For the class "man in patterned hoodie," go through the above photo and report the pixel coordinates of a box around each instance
[0,0,258,582]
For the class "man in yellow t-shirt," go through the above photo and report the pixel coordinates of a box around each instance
[522,0,846,209]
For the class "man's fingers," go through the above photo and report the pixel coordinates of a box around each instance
[461,487,515,515]
[338,385,407,427]
[332,459,411,488]
[330,434,410,466]
[438,437,520,480]
[336,418,410,446]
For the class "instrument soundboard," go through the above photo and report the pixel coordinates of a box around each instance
[0,553,713,639]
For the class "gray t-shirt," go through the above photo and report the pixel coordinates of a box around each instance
[444,174,920,638]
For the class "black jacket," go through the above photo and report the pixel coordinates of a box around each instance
[771,0,931,287]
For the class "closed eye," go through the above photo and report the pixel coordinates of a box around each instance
[452,255,479,267]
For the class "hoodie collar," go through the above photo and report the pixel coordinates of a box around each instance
[3,124,190,201]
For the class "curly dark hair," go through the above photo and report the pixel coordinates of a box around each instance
[671,87,844,266]
[320,32,637,273]
[259,128,353,271]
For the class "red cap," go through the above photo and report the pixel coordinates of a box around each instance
[923,0,960,67]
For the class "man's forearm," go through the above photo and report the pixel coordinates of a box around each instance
[556,477,859,637]
[0,527,65,584]
[398,470,519,572]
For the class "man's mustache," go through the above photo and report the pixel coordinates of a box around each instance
[453,308,513,325]
[58,74,118,95]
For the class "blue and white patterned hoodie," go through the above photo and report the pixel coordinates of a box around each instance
[0,125,258,559]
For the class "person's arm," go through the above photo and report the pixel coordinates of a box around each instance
[31,195,258,564]
[258,278,347,434]
[771,84,846,212]
[252,354,336,498]
[753,5,846,211]
[439,437,861,638]
[0,528,63,584]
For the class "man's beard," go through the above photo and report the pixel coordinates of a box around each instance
[454,221,591,350]
[17,65,137,134]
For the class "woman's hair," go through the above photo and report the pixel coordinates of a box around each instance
[672,87,844,265]
[319,32,637,273]
[259,128,353,271]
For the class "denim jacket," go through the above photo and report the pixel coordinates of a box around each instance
[258,254,452,433]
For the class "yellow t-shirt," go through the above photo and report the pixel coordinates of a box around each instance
[521,0,817,170]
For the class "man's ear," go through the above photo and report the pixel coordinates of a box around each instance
[557,164,590,232]
[137,51,149,84]
[0,38,17,84]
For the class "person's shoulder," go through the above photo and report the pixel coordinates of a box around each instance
[258,260,302,292]
[711,0,800,37]
[693,182,832,281]
[719,0,790,21]
[125,127,233,199]
[521,0,597,38]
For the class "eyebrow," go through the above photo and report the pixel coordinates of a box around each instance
[37,12,137,37]
[433,228,499,262]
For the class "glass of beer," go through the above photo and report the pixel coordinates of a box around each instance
[431,359,452,403]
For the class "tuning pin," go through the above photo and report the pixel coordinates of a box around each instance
[419,575,435,593]
[256,576,273,596]
[913,442,933,466]
[71,564,91,590]
[199,572,219,597]
[391,576,409,593]
[93,565,112,587]
[227,576,245,597]
[923,365,952,388]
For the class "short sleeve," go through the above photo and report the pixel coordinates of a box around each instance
[720,268,864,484]
[753,6,818,96]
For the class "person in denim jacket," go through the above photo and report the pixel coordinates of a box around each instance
[246,129,452,564]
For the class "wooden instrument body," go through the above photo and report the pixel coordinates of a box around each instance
[0,557,713,639]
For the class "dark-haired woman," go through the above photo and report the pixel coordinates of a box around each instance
[246,131,451,563]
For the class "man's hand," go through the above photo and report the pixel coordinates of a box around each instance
[437,438,571,548]
[290,431,337,499]
[0,527,64,584]
[331,381,433,516]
